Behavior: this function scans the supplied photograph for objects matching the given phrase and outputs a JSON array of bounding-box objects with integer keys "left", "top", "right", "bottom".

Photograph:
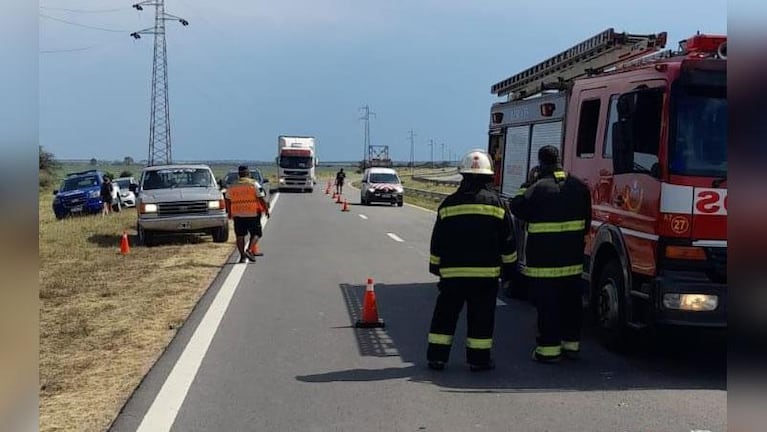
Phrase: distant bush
[{"left": 119, "top": 171, "right": 132, "bottom": 178}]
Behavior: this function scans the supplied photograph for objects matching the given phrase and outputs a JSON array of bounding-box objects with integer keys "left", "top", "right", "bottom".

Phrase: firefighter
[
  {"left": 225, "top": 165, "right": 270, "bottom": 263},
  {"left": 510, "top": 145, "right": 591, "bottom": 363},
  {"left": 427, "top": 149, "right": 517, "bottom": 372}
]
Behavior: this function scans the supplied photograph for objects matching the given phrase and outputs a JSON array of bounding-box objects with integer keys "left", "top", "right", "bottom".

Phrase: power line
[
  {"left": 39, "top": 6, "right": 124, "bottom": 14},
  {"left": 40, "top": 46, "right": 97, "bottom": 54},
  {"left": 39, "top": 13, "right": 128, "bottom": 33}
]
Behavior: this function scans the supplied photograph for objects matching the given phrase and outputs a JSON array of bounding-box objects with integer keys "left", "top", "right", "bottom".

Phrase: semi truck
[
  {"left": 488, "top": 29, "right": 727, "bottom": 348},
  {"left": 276, "top": 135, "right": 317, "bottom": 192}
]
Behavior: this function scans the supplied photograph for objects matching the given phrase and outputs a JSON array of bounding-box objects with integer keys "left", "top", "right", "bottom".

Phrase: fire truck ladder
[{"left": 491, "top": 28, "right": 668, "bottom": 100}]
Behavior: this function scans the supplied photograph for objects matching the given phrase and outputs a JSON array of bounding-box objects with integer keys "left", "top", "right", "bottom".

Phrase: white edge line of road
[
  {"left": 135, "top": 192, "right": 280, "bottom": 432},
  {"left": 359, "top": 214, "right": 368, "bottom": 220},
  {"left": 387, "top": 232, "right": 405, "bottom": 243}
]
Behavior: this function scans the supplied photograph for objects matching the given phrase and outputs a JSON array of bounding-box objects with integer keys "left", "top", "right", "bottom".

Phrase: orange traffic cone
[
  {"left": 355, "top": 278, "right": 385, "bottom": 328},
  {"left": 341, "top": 199, "right": 350, "bottom": 212},
  {"left": 335, "top": 193, "right": 343, "bottom": 204},
  {"left": 332, "top": 191, "right": 337, "bottom": 200},
  {"left": 120, "top": 231, "right": 130, "bottom": 255},
  {"left": 249, "top": 242, "right": 264, "bottom": 256},
  {"left": 325, "top": 186, "right": 330, "bottom": 195}
]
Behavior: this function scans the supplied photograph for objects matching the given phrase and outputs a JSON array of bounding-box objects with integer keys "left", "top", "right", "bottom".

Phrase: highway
[{"left": 110, "top": 187, "right": 726, "bottom": 432}]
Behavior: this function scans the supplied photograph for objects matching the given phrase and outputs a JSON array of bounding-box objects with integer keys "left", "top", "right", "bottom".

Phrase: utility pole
[
  {"left": 407, "top": 129, "right": 416, "bottom": 175},
  {"left": 440, "top": 142, "right": 445, "bottom": 167},
  {"left": 131, "top": 0, "right": 188, "bottom": 166},
  {"left": 359, "top": 105, "right": 376, "bottom": 168},
  {"left": 428, "top": 139, "right": 435, "bottom": 169}
]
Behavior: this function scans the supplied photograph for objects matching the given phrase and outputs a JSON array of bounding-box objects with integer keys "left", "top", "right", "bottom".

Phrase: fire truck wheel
[{"left": 595, "top": 259, "right": 628, "bottom": 350}]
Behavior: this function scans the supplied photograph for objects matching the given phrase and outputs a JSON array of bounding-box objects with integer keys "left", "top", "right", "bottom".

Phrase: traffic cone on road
[
  {"left": 120, "top": 231, "right": 130, "bottom": 255},
  {"left": 332, "top": 191, "right": 338, "bottom": 200},
  {"left": 249, "top": 242, "right": 264, "bottom": 257},
  {"left": 341, "top": 199, "right": 350, "bottom": 212},
  {"left": 336, "top": 193, "right": 343, "bottom": 204},
  {"left": 355, "top": 278, "right": 385, "bottom": 328}
]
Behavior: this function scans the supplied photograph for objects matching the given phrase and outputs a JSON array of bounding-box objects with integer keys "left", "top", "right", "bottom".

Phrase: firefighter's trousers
[
  {"left": 427, "top": 278, "right": 498, "bottom": 365},
  {"left": 532, "top": 275, "right": 583, "bottom": 358}
]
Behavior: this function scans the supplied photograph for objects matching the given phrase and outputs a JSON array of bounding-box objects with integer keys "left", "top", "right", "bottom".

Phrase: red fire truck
[{"left": 488, "top": 29, "right": 727, "bottom": 347}]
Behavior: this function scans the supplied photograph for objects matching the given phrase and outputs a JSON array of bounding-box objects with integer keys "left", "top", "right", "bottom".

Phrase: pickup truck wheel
[
  {"left": 212, "top": 224, "right": 229, "bottom": 243},
  {"left": 138, "top": 225, "right": 156, "bottom": 247},
  {"left": 595, "top": 259, "right": 628, "bottom": 351}
]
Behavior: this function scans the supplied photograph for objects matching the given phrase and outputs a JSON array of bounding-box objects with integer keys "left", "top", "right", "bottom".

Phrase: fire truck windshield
[{"left": 668, "top": 84, "right": 727, "bottom": 178}]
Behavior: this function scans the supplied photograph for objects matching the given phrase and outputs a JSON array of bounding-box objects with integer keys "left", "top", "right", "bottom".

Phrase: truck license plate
[
  {"left": 177, "top": 222, "right": 191, "bottom": 230},
  {"left": 381, "top": 194, "right": 391, "bottom": 198},
  {"left": 71, "top": 205, "right": 83, "bottom": 213}
]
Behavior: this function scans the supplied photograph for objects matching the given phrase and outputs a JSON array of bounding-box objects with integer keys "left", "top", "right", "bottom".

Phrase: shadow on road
[
  {"left": 87, "top": 232, "right": 208, "bottom": 248},
  {"left": 295, "top": 282, "right": 726, "bottom": 393}
]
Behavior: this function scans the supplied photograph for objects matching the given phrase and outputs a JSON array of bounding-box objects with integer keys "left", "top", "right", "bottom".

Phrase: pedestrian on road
[
  {"left": 426, "top": 149, "right": 517, "bottom": 372},
  {"left": 100, "top": 176, "right": 113, "bottom": 216},
  {"left": 510, "top": 145, "right": 591, "bottom": 363},
  {"left": 225, "top": 165, "right": 270, "bottom": 264},
  {"left": 335, "top": 168, "right": 346, "bottom": 195}
]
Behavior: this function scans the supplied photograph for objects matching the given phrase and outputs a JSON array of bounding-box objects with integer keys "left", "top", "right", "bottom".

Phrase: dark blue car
[{"left": 52, "top": 170, "right": 121, "bottom": 219}]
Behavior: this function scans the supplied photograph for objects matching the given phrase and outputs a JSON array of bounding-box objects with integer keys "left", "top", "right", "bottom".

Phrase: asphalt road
[{"left": 110, "top": 187, "right": 726, "bottom": 432}]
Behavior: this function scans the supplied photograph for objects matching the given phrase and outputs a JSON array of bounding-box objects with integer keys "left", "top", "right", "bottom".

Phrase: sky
[{"left": 37, "top": 0, "right": 727, "bottom": 162}]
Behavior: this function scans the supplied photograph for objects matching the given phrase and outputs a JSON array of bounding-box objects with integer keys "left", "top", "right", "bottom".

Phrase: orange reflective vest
[{"left": 226, "top": 181, "right": 265, "bottom": 217}]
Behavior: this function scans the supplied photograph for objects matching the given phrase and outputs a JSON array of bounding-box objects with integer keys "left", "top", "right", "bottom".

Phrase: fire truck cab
[{"left": 488, "top": 29, "right": 727, "bottom": 347}]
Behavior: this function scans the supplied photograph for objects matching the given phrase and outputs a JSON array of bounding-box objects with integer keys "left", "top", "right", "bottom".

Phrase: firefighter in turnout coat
[
  {"left": 427, "top": 149, "right": 517, "bottom": 372},
  {"left": 510, "top": 145, "right": 591, "bottom": 363}
]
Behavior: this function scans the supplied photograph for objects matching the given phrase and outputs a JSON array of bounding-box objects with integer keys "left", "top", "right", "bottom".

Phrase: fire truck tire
[{"left": 595, "top": 259, "right": 628, "bottom": 350}]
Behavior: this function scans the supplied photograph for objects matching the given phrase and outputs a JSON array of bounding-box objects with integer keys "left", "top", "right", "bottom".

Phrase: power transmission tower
[
  {"left": 358, "top": 105, "right": 376, "bottom": 168},
  {"left": 131, "top": 0, "right": 188, "bottom": 166},
  {"left": 407, "top": 129, "right": 416, "bottom": 175}
]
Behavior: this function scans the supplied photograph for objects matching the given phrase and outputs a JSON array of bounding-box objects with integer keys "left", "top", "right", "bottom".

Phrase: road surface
[{"left": 110, "top": 188, "right": 726, "bottom": 432}]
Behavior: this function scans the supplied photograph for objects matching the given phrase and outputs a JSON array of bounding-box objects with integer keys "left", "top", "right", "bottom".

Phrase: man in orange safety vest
[{"left": 225, "top": 165, "right": 270, "bottom": 263}]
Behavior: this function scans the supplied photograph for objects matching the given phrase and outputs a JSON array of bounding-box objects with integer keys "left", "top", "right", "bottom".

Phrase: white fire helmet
[{"left": 459, "top": 149, "right": 494, "bottom": 175}]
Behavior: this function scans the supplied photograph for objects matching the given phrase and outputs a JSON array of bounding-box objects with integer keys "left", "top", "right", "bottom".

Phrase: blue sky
[{"left": 38, "top": 0, "right": 726, "bottom": 162}]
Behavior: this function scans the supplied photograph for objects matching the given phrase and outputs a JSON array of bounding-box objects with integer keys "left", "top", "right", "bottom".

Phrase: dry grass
[{"left": 39, "top": 192, "right": 236, "bottom": 432}]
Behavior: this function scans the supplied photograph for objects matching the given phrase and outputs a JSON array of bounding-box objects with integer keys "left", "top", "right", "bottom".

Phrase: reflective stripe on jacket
[{"left": 429, "top": 182, "right": 516, "bottom": 280}]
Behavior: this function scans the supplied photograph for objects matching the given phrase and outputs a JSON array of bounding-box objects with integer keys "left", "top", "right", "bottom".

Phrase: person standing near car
[
  {"left": 335, "top": 168, "right": 346, "bottom": 195},
  {"left": 100, "top": 176, "right": 113, "bottom": 216},
  {"left": 225, "top": 165, "right": 270, "bottom": 263},
  {"left": 510, "top": 145, "right": 591, "bottom": 363},
  {"left": 426, "top": 149, "right": 517, "bottom": 372}
]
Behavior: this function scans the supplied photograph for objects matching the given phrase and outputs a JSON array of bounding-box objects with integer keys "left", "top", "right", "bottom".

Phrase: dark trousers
[
  {"left": 427, "top": 278, "right": 498, "bottom": 365},
  {"left": 532, "top": 276, "right": 583, "bottom": 351}
]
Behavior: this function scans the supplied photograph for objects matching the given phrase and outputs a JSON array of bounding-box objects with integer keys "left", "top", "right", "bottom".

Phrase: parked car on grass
[
  {"left": 114, "top": 177, "right": 138, "bottom": 208},
  {"left": 134, "top": 164, "right": 229, "bottom": 246},
  {"left": 52, "top": 170, "right": 122, "bottom": 219}
]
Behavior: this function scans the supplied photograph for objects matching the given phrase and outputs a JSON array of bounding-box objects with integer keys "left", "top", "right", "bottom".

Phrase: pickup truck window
[
  {"left": 61, "top": 175, "right": 99, "bottom": 191},
  {"left": 143, "top": 168, "right": 213, "bottom": 190}
]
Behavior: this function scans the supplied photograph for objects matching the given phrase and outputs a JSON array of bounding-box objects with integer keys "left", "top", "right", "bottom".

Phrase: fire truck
[{"left": 488, "top": 29, "right": 727, "bottom": 347}]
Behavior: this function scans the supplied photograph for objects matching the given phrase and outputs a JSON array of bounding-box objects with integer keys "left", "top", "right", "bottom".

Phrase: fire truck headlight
[{"left": 663, "top": 294, "right": 718, "bottom": 311}]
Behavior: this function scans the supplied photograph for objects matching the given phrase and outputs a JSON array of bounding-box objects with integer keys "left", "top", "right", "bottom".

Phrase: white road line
[
  {"left": 496, "top": 298, "right": 507, "bottom": 306},
  {"left": 359, "top": 214, "right": 368, "bottom": 220},
  {"left": 387, "top": 232, "right": 404, "bottom": 242},
  {"left": 135, "top": 192, "right": 280, "bottom": 432}
]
